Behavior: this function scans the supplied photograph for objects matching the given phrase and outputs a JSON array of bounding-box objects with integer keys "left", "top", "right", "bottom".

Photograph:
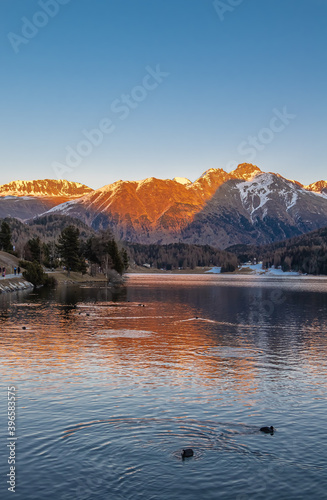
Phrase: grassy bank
[
  {"left": 127, "top": 266, "right": 215, "bottom": 274},
  {"left": 46, "top": 270, "right": 108, "bottom": 284},
  {"left": 0, "top": 251, "right": 20, "bottom": 272}
]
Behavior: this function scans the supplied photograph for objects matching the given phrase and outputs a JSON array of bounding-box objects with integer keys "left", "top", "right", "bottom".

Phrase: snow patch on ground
[
  {"left": 240, "top": 264, "right": 300, "bottom": 276},
  {"left": 205, "top": 267, "right": 221, "bottom": 274},
  {"left": 266, "top": 267, "right": 300, "bottom": 276}
]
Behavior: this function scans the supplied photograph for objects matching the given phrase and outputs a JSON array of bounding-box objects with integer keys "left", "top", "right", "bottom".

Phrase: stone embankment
[{"left": 0, "top": 278, "right": 34, "bottom": 294}]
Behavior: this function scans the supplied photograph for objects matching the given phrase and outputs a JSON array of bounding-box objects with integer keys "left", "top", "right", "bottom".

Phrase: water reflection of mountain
[{"left": 0, "top": 276, "right": 326, "bottom": 395}]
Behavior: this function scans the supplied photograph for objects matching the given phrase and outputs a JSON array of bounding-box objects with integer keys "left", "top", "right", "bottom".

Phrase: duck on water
[
  {"left": 181, "top": 426, "right": 274, "bottom": 459},
  {"left": 260, "top": 426, "right": 275, "bottom": 434}
]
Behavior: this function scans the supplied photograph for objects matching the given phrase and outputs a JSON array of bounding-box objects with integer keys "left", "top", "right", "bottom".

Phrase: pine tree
[
  {"left": 79, "top": 256, "right": 88, "bottom": 275},
  {"left": 0, "top": 221, "right": 13, "bottom": 253},
  {"left": 25, "top": 237, "right": 42, "bottom": 262},
  {"left": 83, "top": 231, "right": 125, "bottom": 276},
  {"left": 107, "top": 239, "right": 124, "bottom": 275},
  {"left": 121, "top": 248, "right": 129, "bottom": 271},
  {"left": 57, "top": 226, "right": 81, "bottom": 274}
]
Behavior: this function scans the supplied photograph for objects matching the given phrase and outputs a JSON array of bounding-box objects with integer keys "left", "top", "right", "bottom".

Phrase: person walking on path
[{"left": 14, "top": 267, "right": 17, "bottom": 276}]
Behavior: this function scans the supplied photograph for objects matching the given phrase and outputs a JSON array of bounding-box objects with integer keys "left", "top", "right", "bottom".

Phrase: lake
[{"left": 0, "top": 274, "right": 327, "bottom": 499}]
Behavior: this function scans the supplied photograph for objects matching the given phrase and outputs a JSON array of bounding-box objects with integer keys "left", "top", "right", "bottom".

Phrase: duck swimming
[
  {"left": 260, "top": 426, "right": 274, "bottom": 434},
  {"left": 181, "top": 448, "right": 194, "bottom": 458}
]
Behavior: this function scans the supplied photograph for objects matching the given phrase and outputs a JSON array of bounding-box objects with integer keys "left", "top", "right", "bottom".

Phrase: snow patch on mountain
[
  {"left": 237, "top": 173, "right": 300, "bottom": 217},
  {"left": 281, "top": 189, "right": 298, "bottom": 210},
  {"left": 304, "top": 180, "right": 327, "bottom": 197},
  {"left": 173, "top": 177, "right": 192, "bottom": 185},
  {"left": 199, "top": 168, "right": 217, "bottom": 179},
  {"left": 310, "top": 191, "right": 327, "bottom": 199},
  {"left": 46, "top": 199, "right": 79, "bottom": 215},
  {"left": 230, "top": 163, "right": 262, "bottom": 181},
  {"left": 237, "top": 173, "right": 274, "bottom": 216},
  {"left": 98, "top": 180, "right": 127, "bottom": 194}
]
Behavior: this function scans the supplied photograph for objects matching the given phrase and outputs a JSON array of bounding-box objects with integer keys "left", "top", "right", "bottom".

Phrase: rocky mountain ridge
[
  {"left": 1, "top": 165, "right": 327, "bottom": 248},
  {"left": 0, "top": 179, "right": 92, "bottom": 198},
  {"left": 0, "top": 179, "right": 93, "bottom": 221}
]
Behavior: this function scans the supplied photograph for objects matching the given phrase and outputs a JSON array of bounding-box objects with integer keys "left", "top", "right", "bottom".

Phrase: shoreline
[
  {"left": 126, "top": 272, "right": 327, "bottom": 279},
  {"left": 0, "top": 277, "right": 34, "bottom": 294},
  {"left": 48, "top": 267, "right": 327, "bottom": 285},
  {"left": 126, "top": 265, "right": 326, "bottom": 278}
]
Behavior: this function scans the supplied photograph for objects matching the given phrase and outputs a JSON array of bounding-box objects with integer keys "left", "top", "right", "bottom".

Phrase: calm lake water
[{"left": 0, "top": 274, "right": 327, "bottom": 499}]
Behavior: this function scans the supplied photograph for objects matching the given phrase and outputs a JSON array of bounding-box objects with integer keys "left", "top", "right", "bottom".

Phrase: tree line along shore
[{"left": 0, "top": 217, "right": 326, "bottom": 288}]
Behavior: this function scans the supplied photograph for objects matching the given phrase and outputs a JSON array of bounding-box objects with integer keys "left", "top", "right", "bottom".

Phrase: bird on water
[
  {"left": 260, "top": 426, "right": 275, "bottom": 434},
  {"left": 181, "top": 448, "right": 194, "bottom": 458}
]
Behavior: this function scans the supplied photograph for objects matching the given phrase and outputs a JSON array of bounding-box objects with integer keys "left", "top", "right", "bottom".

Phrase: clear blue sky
[{"left": 1, "top": 0, "right": 326, "bottom": 189}]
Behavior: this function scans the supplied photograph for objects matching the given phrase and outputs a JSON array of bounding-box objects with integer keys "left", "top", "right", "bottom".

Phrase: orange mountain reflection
[{"left": 0, "top": 300, "right": 259, "bottom": 395}]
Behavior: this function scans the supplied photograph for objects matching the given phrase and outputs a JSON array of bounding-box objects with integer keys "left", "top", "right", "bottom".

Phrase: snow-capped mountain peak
[
  {"left": 1, "top": 165, "right": 327, "bottom": 247},
  {"left": 304, "top": 180, "right": 327, "bottom": 197},
  {"left": 173, "top": 177, "right": 192, "bottom": 185},
  {"left": 236, "top": 172, "right": 299, "bottom": 218},
  {"left": 0, "top": 179, "right": 93, "bottom": 198},
  {"left": 230, "top": 163, "right": 262, "bottom": 181}
]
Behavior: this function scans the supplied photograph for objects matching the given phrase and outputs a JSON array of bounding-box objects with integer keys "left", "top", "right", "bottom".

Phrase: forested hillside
[
  {"left": 126, "top": 242, "right": 239, "bottom": 271},
  {"left": 0, "top": 215, "right": 95, "bottom": 256},
  {"left": 227, "top": 226, "right": 327, "bottom": 274}
]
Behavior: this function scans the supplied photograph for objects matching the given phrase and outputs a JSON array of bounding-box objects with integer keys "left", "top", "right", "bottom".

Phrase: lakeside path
[{"left": 1, "top": 273, "right": 23, "bottom": 280}]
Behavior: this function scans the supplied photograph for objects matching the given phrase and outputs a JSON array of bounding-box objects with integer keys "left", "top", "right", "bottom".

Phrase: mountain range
[
  {"left": 0, "top": 179, "right": 92, "bottom": 221},
  {"left": 1, "top": 164, "right": 327, "bottom": 248}
]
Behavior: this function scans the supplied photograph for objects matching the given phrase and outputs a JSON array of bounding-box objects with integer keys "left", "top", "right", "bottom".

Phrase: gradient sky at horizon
[{"left": 1, "top": 0, "right": 326, "bottom": 189}]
